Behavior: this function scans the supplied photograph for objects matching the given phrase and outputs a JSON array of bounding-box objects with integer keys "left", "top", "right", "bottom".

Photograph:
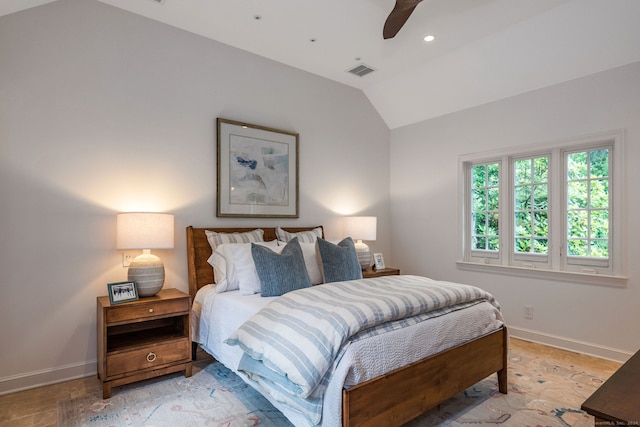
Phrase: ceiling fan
[{"left": 383, "top": 0, "right": 424, "bottom": 39}]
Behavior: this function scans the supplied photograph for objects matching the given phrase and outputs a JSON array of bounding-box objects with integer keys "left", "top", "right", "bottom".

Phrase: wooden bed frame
[{"left": 186, "top": 225, "right": 508, "bottom": 427}]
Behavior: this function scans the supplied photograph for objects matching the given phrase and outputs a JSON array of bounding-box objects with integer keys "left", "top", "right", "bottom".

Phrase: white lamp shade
[
  {"left": 117, "top": 212, "right": 174, "bottom": 250},
  {"left": 343, "top": 216, "right": 377, "bottom": 241}
]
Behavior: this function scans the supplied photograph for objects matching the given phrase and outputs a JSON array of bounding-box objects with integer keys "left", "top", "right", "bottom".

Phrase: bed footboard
[{"left": 342, "top": 326, "right": 508, "bottom": 427}]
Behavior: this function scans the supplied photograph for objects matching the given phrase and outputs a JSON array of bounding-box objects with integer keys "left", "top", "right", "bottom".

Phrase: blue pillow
[
  {"left": 251, "top": 237, "right": 311, "bottom": 297},
  {"left": 316, "top": 237, "right": 363, "bottom": 283}
]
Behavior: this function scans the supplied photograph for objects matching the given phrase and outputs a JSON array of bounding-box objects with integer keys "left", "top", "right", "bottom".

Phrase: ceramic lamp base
[
  {"left": 128, "top": 251, "right": 165, "bottom": 297},
  {"left": 354, "top": 240, "right": 371, "bottom": 270}
]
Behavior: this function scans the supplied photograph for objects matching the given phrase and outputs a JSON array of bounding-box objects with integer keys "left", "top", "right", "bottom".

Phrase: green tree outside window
[
  {"left": 514, "top": 157, "right": 549, "bottom": 254},
  {"left": 472, "top": 163, "right": 499, "bottom": 251},
  {"left": 567, "top": 149, "right": 609, "bottom": 258}
]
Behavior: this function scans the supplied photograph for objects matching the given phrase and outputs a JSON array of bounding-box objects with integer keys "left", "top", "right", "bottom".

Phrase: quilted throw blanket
[{"left": 225, "top": 275, "right": 501, "bottom": 425}]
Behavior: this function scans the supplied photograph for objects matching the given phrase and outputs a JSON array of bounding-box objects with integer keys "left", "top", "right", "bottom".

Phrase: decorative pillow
[
  {"left": 211, "top": 241, "right": 280, "bottom": 294},
  {"left": 316, "top": 237, "right": 363, "bottom": 283},
  {"left": 205, "top": 229, "right": 264, "bottom": 253},
  {"left": 229, "top": 242, "right": 283, "bottom": 295},
  {"left": 276, "top": 226, "right": 322, "bottom": 243},
  {"left": 251, "top": 238, "right": 312, "bottom": 297}
]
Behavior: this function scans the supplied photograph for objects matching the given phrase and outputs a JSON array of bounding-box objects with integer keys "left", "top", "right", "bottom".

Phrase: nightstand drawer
[
  {"left": 106, "top": 298, "right": 189, "bottom": 324},
  {"left": 106, "top": 338, "right": 190, "bottom": 377}
]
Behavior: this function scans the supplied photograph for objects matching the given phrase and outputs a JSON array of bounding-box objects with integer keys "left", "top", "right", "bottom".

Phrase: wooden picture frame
[
  {"left": 217, "top": 118, "right": 299, "bottom": 218},
  {"left": 107, "top": 281, "right": 138, "bottom": 304}
]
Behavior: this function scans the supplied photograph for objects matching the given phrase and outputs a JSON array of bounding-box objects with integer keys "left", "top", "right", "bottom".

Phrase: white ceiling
[{"left": 4, "top": 0, "right": 640, "bottom": 129}]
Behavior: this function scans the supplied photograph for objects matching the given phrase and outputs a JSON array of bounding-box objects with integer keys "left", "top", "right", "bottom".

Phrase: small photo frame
[
  {"left": 373, "top": 253, "right": 385, "bottom": 270},
  {"left": 108, "top": 281, "right": 139, "bottom": 304}
]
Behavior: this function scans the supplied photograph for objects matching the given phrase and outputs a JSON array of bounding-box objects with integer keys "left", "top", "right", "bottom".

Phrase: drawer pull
[
  {"left": 147, "top": 352, "right": 157, "bottom": 362},
  {"left": 149, "top": 308, "right": 154, "bottom": 313}
]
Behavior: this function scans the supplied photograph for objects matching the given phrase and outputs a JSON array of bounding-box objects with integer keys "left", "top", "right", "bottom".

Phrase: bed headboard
[{"left": 186, "top": 226, "right": 324, "bottom": 298}]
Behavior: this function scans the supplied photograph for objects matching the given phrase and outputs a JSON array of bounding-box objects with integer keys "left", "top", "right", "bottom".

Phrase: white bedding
[{"left": 193, "top": 280, "right": 504, "bottom": 427}]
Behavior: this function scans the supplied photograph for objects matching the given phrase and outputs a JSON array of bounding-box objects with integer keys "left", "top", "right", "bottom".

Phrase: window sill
[{"left": 456, "top": 261, "right": 628, "bottom": 287}]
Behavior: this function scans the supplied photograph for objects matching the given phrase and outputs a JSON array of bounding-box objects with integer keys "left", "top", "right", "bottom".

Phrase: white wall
[
  {"left": 0, "top": 0, "right": 391, "bottom": 393},
  {"left": 390, "top": 61, "right": 640, "bottom": 361}
]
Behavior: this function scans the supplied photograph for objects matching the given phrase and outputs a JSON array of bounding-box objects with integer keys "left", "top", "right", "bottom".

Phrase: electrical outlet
[
  {"left": 524, "top": 305, "right": 534, "bottom": 320},
  {"left": 122, "top": 252, "right": 136, "bottom": 267}
]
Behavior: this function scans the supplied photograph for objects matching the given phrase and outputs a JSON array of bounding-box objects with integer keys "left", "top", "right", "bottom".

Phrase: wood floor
[{"left": 0, "top": 339, "right": 621, "bottom": 427}]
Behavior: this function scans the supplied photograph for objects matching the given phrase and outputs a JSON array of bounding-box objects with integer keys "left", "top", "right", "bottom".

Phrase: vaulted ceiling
[{"left": 4, "top": 0, "right": 640, "bottom": 129}]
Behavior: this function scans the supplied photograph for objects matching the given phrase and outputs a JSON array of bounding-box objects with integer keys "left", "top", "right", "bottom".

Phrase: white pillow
[
  {"left": 299, "top": 242, "right": 323, "bottom": 285},
  {"left": 208, "top": 250, "right": 227, "bottom": 285},
  {"left": 212, "top": 241, "right": 280, "bottom": 294},
  {"left": 276, "top": 226, "right": 322, "bottom": 243},
  {"left": 205, "top": 229, "right": 266, "bottom": 285}
]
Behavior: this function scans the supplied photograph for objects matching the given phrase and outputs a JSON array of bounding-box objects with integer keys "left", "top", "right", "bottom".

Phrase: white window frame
[
  {"left": 466, "top": 160, "right": 502, "bottom": 264},
  {"left": 457, "top": 130, "right": 627, "bottom": 287},
  {"left": 510, "top": 153, "right": 552, "bottom": 270},
  {"left": 562, "top": 143, "right": 613, "bottom": 273}
]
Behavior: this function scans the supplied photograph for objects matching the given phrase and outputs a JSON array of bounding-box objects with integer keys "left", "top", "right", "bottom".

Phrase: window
[
  {"left": 471, "top": 163, "right": 500, "bottom": 254},
  {"left": 514, "top": 156, "right": 549, "bottom": 256},
  {"left": 459, "top": 131, "right": 625, "bottom": 285},
  {"left": 566, "top": 149, "right": 609, "bottom": 262}
]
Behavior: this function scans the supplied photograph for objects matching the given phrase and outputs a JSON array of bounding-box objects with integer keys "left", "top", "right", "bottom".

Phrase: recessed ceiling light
[{"left": 424, "top": 35, "right": 436, "bottom": 42}]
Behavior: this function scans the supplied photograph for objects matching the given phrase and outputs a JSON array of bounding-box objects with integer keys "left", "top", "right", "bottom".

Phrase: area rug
[
  {"left": 58, "top": 362, "right": 292, "bottom": 427},
  {"left": 59, "top": 346, "right": 609, "bottom": 426}
]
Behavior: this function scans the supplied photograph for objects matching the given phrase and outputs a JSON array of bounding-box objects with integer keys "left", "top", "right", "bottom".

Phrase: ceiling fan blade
[{"left": 383, "top": 0, "right": 424, "bottom": 39}]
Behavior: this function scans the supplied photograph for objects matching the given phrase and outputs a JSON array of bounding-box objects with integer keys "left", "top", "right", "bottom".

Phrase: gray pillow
[
  {"left": 251, "top": 238, "right": 312, "bottom": 297},
  {"left": 316, "top": 237, "right": 363, "bottom": 283}
]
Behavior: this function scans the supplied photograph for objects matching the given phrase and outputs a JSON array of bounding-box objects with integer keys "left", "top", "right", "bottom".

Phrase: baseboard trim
[
  {"left": 0, "top": 360, "right": 96, "bottom": 396},
  {"left": 509, "top": 326, "right": 633, "bottom": 363}
]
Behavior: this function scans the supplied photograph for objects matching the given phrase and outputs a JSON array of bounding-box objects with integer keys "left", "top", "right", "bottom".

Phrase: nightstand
[
  {"left": 97, "top": 288, "right": 192, "bottom": 398},
  {"left": 363, "top": 267, "right": 400, "bottom": 278}
]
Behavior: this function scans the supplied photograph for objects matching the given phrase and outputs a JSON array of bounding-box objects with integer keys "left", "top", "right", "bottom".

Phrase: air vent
[{"left": 346, "top": 64, "right": 376, "bottom": 77}]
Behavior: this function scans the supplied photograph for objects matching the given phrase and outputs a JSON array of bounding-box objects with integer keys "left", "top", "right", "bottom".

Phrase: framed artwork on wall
[{"left": 216, "top": 118, "right": 299, "bottom": 218}]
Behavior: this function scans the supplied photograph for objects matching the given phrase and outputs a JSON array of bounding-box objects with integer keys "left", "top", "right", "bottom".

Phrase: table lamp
[
  {"left": 116, "top": 212, "right": 174, "bottom": 297},
  {"left": 344, "top": 216, "right": 377, "bottom": 270}
]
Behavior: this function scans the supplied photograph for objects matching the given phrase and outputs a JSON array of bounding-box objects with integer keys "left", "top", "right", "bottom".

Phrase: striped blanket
[{"left": 225, "top": 275, "right": 501, "bottom": 425}]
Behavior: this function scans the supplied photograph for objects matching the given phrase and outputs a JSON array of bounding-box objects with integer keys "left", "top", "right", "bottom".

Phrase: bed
[{"left": 186, "top": 225, "right": 508, "bottom": 427}]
